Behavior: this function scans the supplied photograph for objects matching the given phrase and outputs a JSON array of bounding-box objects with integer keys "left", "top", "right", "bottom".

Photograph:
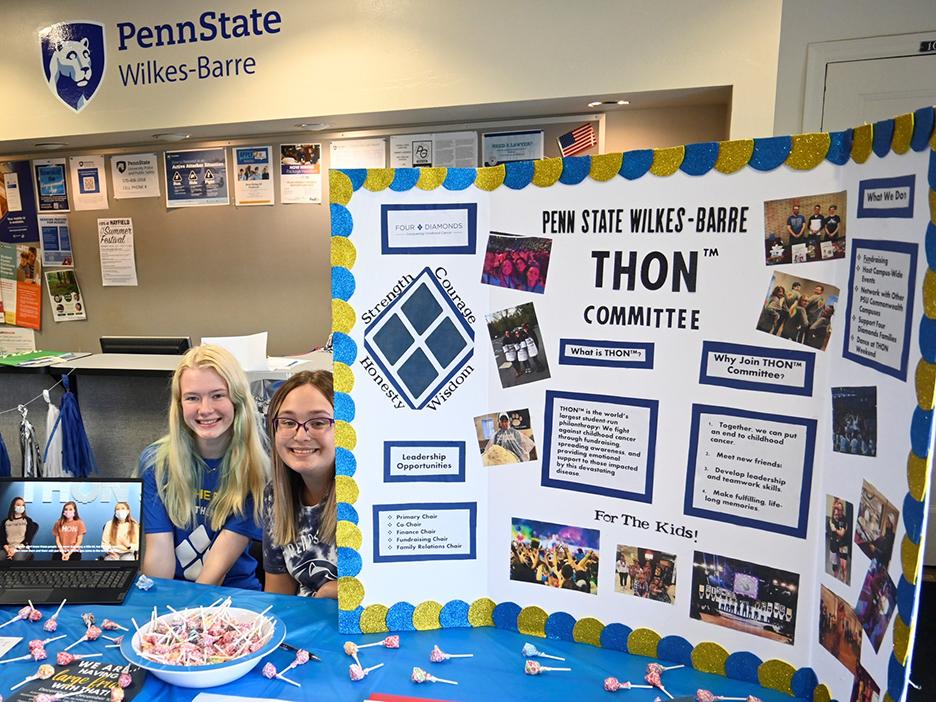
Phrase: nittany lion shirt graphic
[{"left": 38, "top": 21, "right": 106, "bottom": 112}]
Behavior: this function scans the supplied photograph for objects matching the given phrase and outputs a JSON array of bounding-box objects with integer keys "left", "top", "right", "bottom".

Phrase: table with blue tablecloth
[{"left": 0, "top": 579, "right": 809, "bottom": 702}]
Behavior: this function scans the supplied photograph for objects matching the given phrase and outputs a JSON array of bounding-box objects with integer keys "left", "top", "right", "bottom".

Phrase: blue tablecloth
[{"left": 0, "top": 579, "right": 808, "bottom": 701}]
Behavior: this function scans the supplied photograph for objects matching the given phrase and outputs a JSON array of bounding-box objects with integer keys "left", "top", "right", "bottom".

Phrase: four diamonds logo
[
  {"left": 364, "top": 268, "right": 474, "bottom": 409},
  {"left": 38, "top": 21, "right": 107, "bottom": 112}
]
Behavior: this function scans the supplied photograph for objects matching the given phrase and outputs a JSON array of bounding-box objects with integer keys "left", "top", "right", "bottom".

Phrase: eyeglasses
[{"left": 273, "top": 416, "right": 335, "bottom": 435}]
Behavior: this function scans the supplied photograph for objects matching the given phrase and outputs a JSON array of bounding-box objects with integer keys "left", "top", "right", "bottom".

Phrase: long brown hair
[
  {"left": 267, "top": 370, "right": 336, "bottom": 547},
  {"left": 53, "top": 501, "right": 80, "bottom": 534},
  {"left": 107, "top": 501, "right": 138, "bottom": 546}
]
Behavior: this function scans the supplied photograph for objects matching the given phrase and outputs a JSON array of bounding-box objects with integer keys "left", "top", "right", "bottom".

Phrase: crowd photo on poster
[{"left": 509, "top": 517, "right": 599, "bottom": 595}]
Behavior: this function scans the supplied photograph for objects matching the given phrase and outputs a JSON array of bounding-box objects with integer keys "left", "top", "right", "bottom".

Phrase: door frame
[{"left": 802, "top": 31, "right": 936, "bottom": 132}]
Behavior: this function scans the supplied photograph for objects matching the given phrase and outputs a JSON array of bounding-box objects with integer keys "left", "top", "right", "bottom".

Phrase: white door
[{"left": 803, "top": 32, "right": 936, "bottom": 132}]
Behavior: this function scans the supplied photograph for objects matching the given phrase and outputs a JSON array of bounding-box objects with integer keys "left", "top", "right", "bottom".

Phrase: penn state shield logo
[{"left": 38, "top": 21, "right": 106, "bottom": 113}]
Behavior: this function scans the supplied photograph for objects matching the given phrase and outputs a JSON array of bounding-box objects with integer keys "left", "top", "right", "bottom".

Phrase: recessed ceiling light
[
  {"left": 295, "top": 122, "right": 330, "bottom": 131},
  {"left": 34, "top": 142, "right": 67, "bottom": 150},
  {"left": 587, "top": 100, "right": 630, "bottom": 108},
  {"left": 152, "top": 133, "right": 191, "bottom": 142}
]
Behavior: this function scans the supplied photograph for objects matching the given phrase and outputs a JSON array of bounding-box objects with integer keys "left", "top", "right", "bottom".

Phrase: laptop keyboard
[{"left": 0, "top": 569, "right": 131, "bottom": 590}]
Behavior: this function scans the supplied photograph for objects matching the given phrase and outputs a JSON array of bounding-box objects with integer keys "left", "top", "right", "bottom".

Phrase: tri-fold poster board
[{"left": 330, "top": 107, "right": 936, "bottom": 702}]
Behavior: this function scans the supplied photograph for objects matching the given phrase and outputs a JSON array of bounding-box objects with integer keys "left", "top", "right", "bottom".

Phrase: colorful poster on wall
[
  {"left": 38, "top": 214, "right": 73, "bottom": 267},
  {"left": 334, "top": 109, "right": 936, "bottom": 702},
  {"left": 112, "top": 153, "right": 161, "bottom": 199},
  {"left": 32, "top": 158, "right": 69, "bottom": 212},
  {"left": 233, "top": 146, "right": 274, "bottom": 206},
  {"left": 45, "top": 269, "right": 85, "bottom": 322},
  {"left": 97, "top": 218, "right": 138, "bottom": 286},
  {"left": 0, "top": 242, "right": 41, "bottom": 328},
  {"left": 279, "top": 144, "right": 321, "bottom": 204},
  {"left": 482, "top": 129, "right": 544, "bottom": 166},
  {"left": 164, "top": 148, "right": 229, "bottom": 208},
  {"left": 0, "top": 160, "right": 40, "bottom": 243},
  {"left": 68, "top": 155, "right": 109, "bottom": 210}
]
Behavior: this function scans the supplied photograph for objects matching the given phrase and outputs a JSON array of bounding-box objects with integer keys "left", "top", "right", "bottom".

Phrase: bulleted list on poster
[
  {"left": 845, "top": 240, "right": 916, "bottom": 378},
  {"left": 687, "top": 406, "right": 814, "bottom": 536},
  {"left": 373, "top": 503, "right": 476, "bottom": 562},
  {"left": 542, "top": 391, "right": 656, "bottom": 501}
]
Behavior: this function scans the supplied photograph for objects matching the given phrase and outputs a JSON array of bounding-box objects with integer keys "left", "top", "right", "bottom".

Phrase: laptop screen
[{"left": 0, "top": 479, "right": 142, "bottom": 563}]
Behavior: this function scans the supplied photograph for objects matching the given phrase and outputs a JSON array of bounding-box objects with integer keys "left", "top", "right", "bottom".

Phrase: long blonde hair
[
  {"left": 267, "top": 370, "right": 336, "bottom": 547},
  {"left": 152, "top": 345, "right": 269, "bottom": 531},
  {"left": 107, "top": 501, "right": 138, "bottom": 546}
]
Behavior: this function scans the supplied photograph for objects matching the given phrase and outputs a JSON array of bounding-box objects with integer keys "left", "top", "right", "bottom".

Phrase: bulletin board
[{"left": 332, "top": 108, "right": 936, "bottom": 702}]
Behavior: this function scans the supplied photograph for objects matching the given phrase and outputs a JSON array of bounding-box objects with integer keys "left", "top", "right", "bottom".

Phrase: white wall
[
  {"left": 2, "top": 0, "right": 781, "bottom": 143},
  {"left": 774, "top": 0, "right": 936, "bottom": 135}
]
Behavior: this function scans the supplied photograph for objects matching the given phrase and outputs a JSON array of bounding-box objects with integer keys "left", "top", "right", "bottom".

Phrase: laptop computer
[{"left": 0, "top": 478, "right": 142, "bottom": 604}]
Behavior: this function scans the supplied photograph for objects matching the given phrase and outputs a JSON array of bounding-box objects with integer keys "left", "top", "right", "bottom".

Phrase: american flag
[{"left": 557, "top": 123, "right": 597, "bottom": 157}]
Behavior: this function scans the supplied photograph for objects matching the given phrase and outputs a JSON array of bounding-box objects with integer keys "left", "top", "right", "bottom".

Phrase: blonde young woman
[
  {"left": 141, "top": 345, "right": 268, "bottom": 589},
  {"left": 101, "top": 501, "right": 140, "bottom": 560},
  {"left": 262, "top": 370, "right": 338, "bottom": 598}
]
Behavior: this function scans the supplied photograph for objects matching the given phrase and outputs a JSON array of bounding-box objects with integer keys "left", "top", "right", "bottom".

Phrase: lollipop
[
  {"left": 62, "top": 625, "right": 102, "bottom": 652},
  {"left": 349, "top": 662, "right": 384, "bottom": 681},
  {"left": 522, "top": 642, "right": 565, "bottom": 661},
  {"left": 524, "top": 659, "right": 572, "bottom": 675},
  {"left": 10, "top": 663, "right": 55, "bottom": 690},
  {"left": 25, "top": 601, "right": 43, "bottom": 622},
  {"left": 261, "top": 662, "right": 300, "bottom": 688},
  {"left": 31, "top": 635, "right": 66, "bottom": 650},
  {"left": 647, "top": 663, "right": 684, "bottom": 675},
  {"left": 0, "top": 646, "right": 46, "bottom": 663},
  {"left": 429, "top": 645, "right": 473, "bottom": 663},
  {"left": 0, "top": 603, "right": 39, "bottom": 630},
  {"left": 343, "top": 641, "right": 362, "bottom": 666},
  {"left": 644, "top": 669, "right": 674, "bottom": 700},
  {"left": 117, "top": 672, "right": 133, "bottom": 689},
  {"left": 42, "top": 600, "right": 66, "bottom": 633},
  {"left": 57, "top": 651, "right": 103, "bottom": 665},
  {"left": 603, "top": 677, "right": 654, "bottom": 692},
  {"left": 102, "top": 619, "right": 129, "bottom": 632},
  {"left": 104, "top": 635, "right": 124, "bottom": 648},
  {"left": 695, "top": 692, "right": 761, "bottom": 702},
  {"left": 411, "top": 666, "right": 458, "bottom": 685},
  {"left": 357, "top": 635, "right": 400, "bottom": 650},
  {"left": 279, "top": 649, "right": 311, "bottom": 678}
]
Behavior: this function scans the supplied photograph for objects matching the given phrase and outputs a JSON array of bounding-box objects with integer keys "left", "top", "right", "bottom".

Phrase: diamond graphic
[{"left": 364, "top": 267, "right": 474, "bottom": 409}]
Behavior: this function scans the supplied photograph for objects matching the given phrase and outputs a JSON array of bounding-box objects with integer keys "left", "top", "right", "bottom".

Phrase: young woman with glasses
[
  {"left": 141, "top": 345, "right": 269, "bottom": 589},
  {"left": 261, "top": 370, "right": 338, "bottom": 598}
]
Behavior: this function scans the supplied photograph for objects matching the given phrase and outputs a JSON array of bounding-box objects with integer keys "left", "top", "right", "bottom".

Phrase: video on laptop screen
[{"left": 0, "top": 480, "right": 142, "bottom": 562}]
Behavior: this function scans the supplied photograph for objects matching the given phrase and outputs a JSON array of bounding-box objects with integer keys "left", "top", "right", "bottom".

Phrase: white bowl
[{"left": 120, "top": 606, "right": 286, "bottom": 688}]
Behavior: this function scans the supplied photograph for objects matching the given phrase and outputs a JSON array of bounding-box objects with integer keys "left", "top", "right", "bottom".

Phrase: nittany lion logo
[{"left": 38, "top": 21, "right": 106, "bottom": 113}]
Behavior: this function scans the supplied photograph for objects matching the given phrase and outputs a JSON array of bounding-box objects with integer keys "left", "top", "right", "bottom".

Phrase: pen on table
[{"left": 279, "top": 642, "right": 321, "bottom": 661}]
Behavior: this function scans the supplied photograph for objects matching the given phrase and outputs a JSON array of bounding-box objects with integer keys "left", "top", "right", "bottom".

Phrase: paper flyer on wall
[
  {"left": 279, "top": 144, "right": 321, "bottom": 204},
  {"left": 45, "top": 269, "right": 85, "bottom": 322},
  {"left": 481, "top": 129, "right": 544, "bottom": 166},
  {"left": 112, "top": 153, "right": 161, "bottom": 199},
  {"left": 390, "top": 132, "right": 478, "bottom": 168},
  {"left": 39, "top": 213, "right": 74, "bottom": 267},
  {"left": 68, "top": 154, "right": 109, "bottom": 210},
  {"left": 0, "top": 328, "right": 35, "bottom": 355},
  {"left": 164, "top": 147, "right": 229, "bottom": 207},
  {"left": 234, "top": 146, "right": 274, "bottom": 206},
  {"left": 334, "top": 110, "right": 936, "bottom": 702},
  {"left": 330, "top": 138, "right": 387, "bottom": 168},
  {"left": 32, "top": 157, "right": 69, "bottom": 212},
  {"left": 0, "top": 242, "right": 41, "bottom": 329},
  {"left": 0, "top": 160, "right": 40, "bottom": 243},
  {"left": 98, "top": 217, "right": 138, "bottom": 286}
]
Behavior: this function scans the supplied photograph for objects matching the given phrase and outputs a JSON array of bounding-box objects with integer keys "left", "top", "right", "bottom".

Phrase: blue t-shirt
[{"left": 141, "top": 445, "right": 262, "bottom": 590}]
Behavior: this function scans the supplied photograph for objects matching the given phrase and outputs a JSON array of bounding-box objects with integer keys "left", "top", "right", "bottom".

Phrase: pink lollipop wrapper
[
  {"left": 118, "top": 672, "right": 133, "bottom": 688},
  {"left": 524, "top": 660, "right": 542, "bottom": 675},
  {"left": 604, "top": 677, "right": 621, "bottom": 692},
  {"left": 384, "top": 635, "right": 400, "bottom": 649},
  {"left": 57, "top": 652, "right": 76, "bottom": 665},
  {"left": 262, "top": 662, "right": 277, "bottom": 679},
  {"left": 31, "top": 647, "right": 47, "bottom": 661},
  {"left": 43, "top": 619, "right": 58, "bottom": 632},
  {"left": 349, "top": 664, "right": 365, "bottom": 681},
  {"left": 430, "top": 646, "right": 447, "bottom": 663},
  {"left": 295, "top": 649, "right": 310, "bottom": 664},
  {"left": 85, "top": 625, "right": 102, "bottom": 641},
  {"left": 645, "top": 670, "right": 662, "bottom": 686},
  {"left": 647, "top": 663, "right": 664, "bottom": 676},
  {"left": 29, "top": 639, "right": 44, "bottom": 651},
  {"left": 696, "top": 691, "right": 716, "bottom": 702},
  {"left": 28, "top": 609, "right": 43, "bottom": 622}
]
